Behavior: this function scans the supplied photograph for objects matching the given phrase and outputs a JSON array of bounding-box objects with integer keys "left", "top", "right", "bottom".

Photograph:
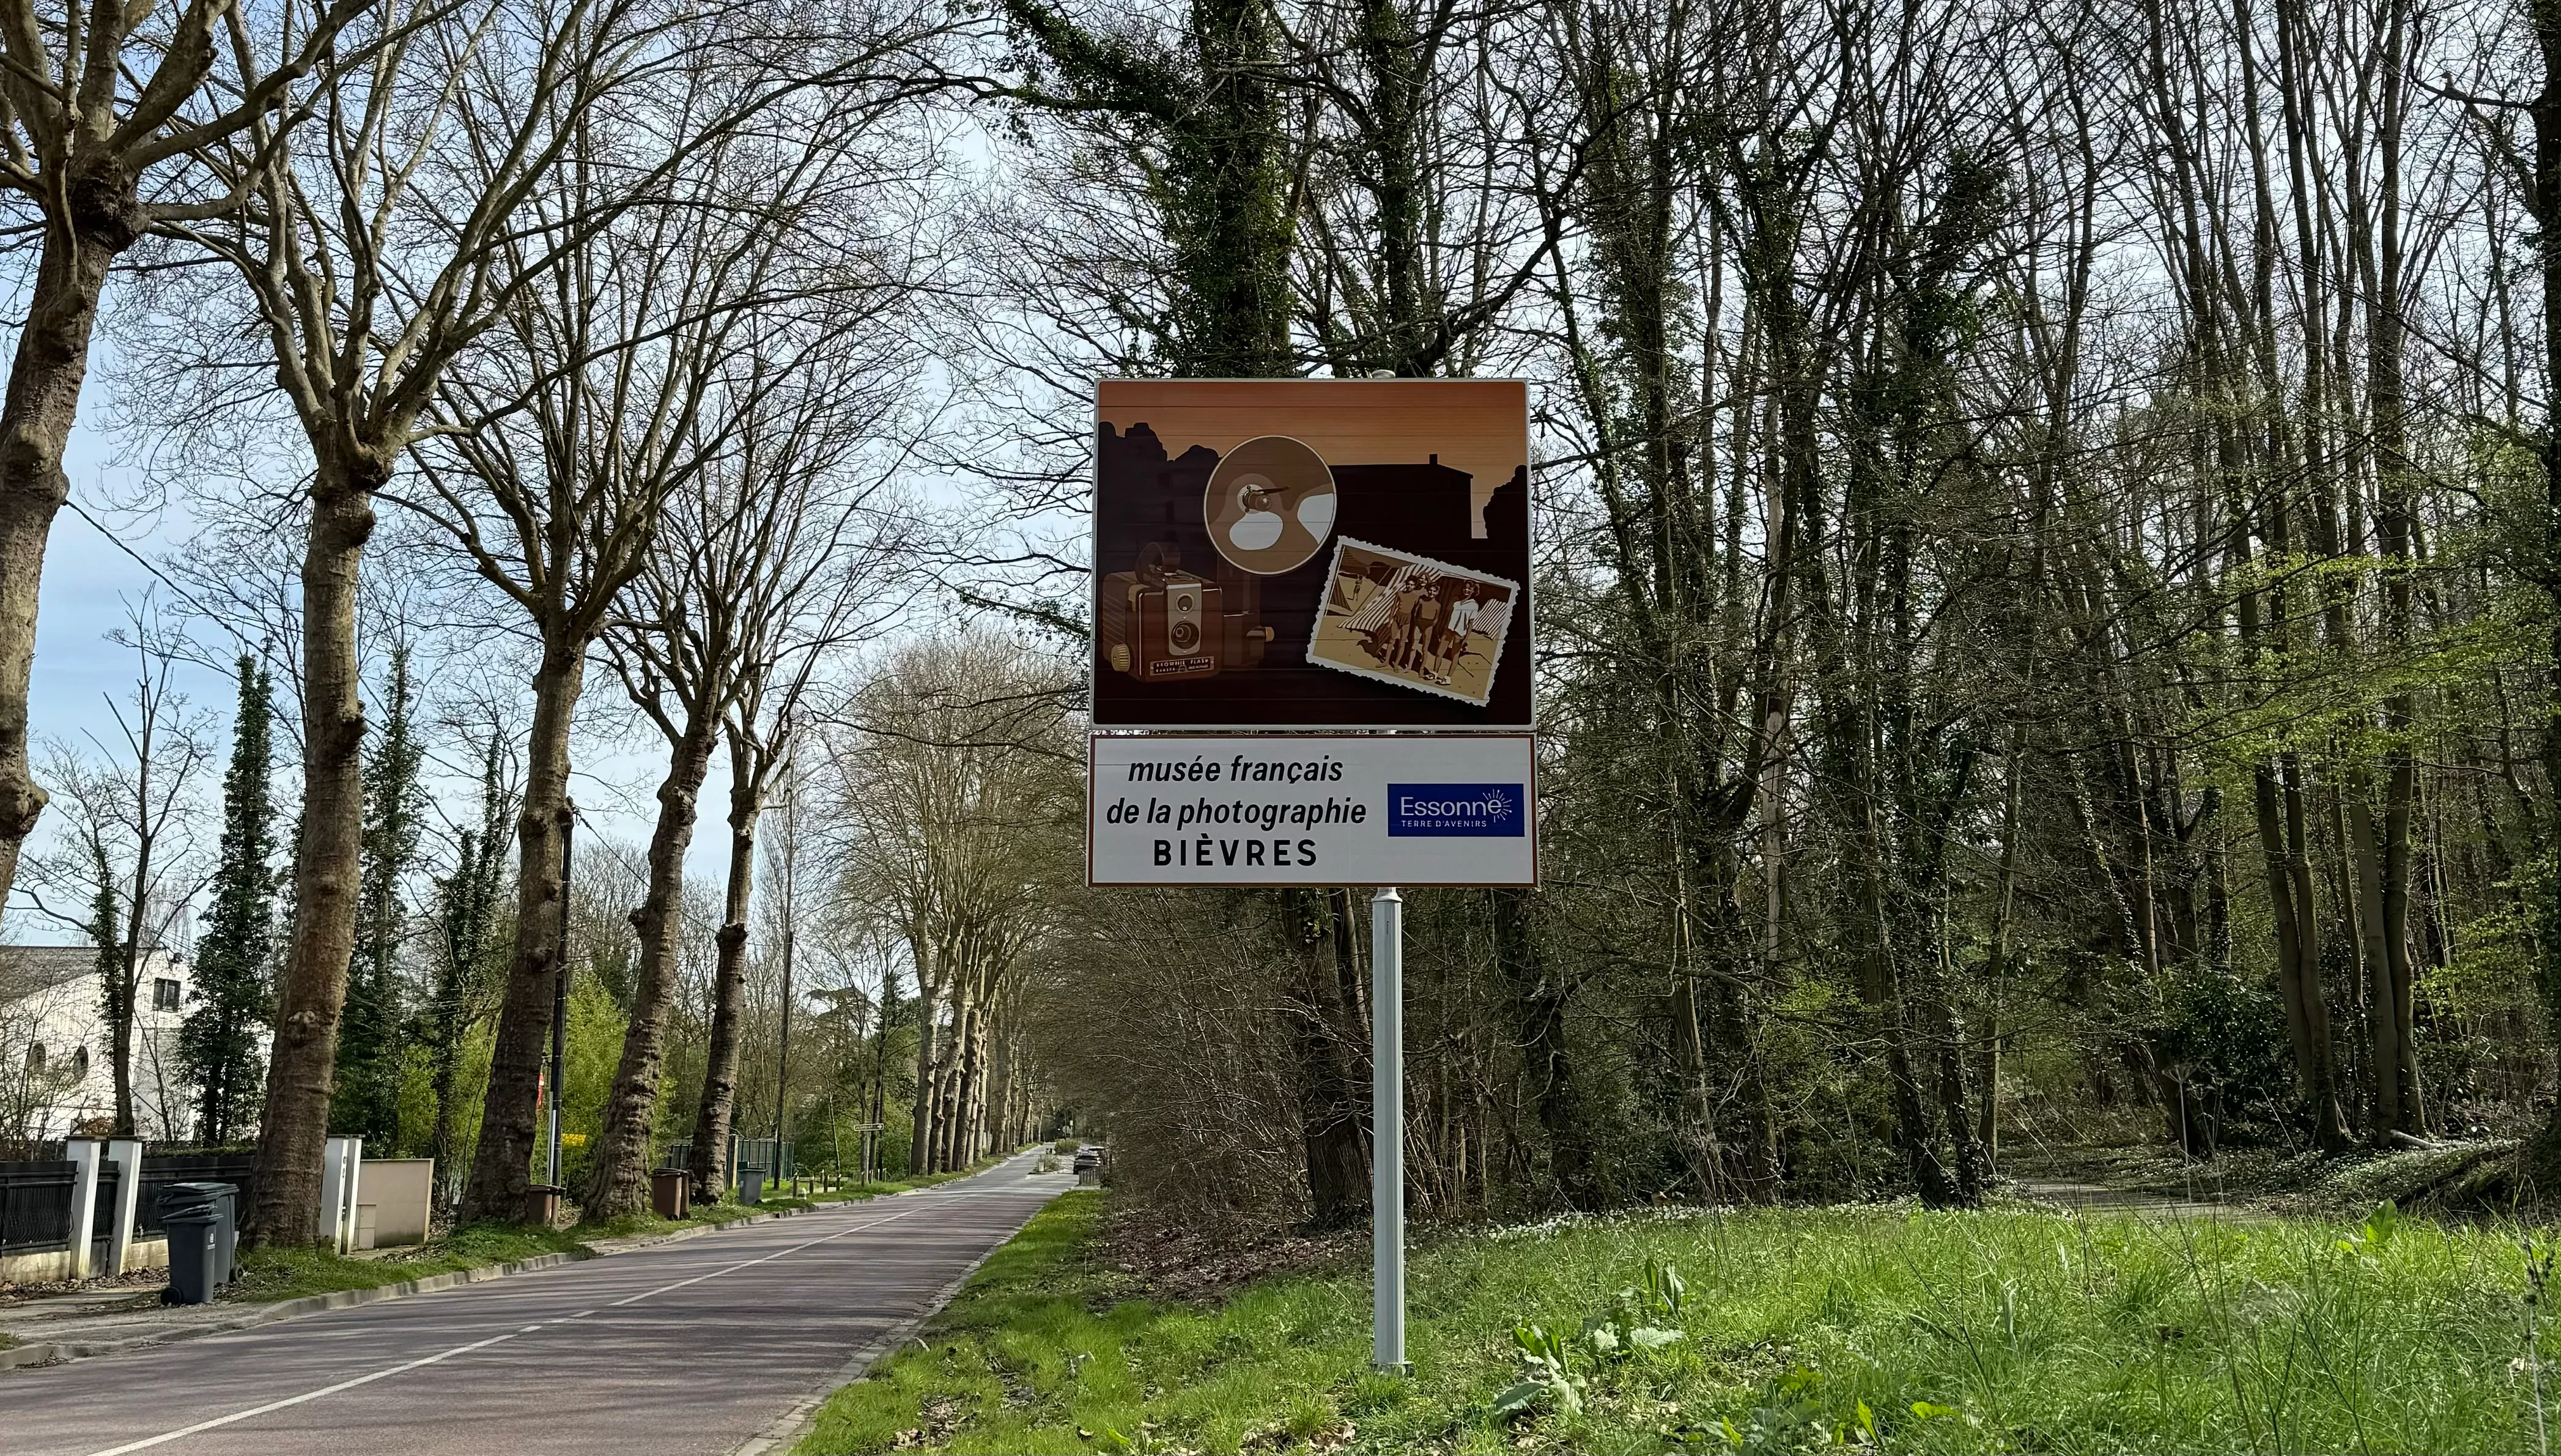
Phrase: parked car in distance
[{"left": 1071, "top": 1145, "right": 1104, "bottom": 1175}]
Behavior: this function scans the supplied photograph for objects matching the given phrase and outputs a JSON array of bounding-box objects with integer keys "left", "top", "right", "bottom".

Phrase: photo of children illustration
[{"left": 1306, "top": 539, "right": 1519, "bottom": 707}]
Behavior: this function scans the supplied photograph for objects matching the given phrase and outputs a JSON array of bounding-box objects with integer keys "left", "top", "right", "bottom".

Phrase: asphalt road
[{"left": 0, "top": 1150, "right": 1070, "bottom": 1456}]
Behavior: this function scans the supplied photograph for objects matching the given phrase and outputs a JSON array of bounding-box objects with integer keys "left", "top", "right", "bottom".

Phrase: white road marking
[
  {"left": 79, "top": 1329, "right": 531, "bottom": 1456},
  {"left": 79, "top": 1198, "right": 947, "bottom": 1456},
  {"left": 598, "top": 1203, "right": 926, "bottom": 1309}
]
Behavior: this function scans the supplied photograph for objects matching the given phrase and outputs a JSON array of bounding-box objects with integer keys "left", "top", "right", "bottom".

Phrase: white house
[{"left": 0, "top": 944, "right": 201, "bottom": 1142}]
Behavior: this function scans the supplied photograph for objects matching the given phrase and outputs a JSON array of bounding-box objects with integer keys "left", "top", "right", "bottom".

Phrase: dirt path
[{"left": 2012, "top": 1178, "right": 2250, "bottom": 1220}]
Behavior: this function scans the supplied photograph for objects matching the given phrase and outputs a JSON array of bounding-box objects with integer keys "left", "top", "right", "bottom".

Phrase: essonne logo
[
  {"left": 1400, "top": 793, "right": 1503, "bottom": 818},
  {"left": 1387, "top": 783, "right": 1525, "bottom": 837}
]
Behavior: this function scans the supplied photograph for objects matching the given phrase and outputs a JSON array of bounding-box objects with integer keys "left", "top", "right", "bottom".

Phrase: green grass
[
  {"left": 226, "top": 1222, "right": 591, "bottom": 1303},
  {"left": 796, "top": 1194, "right": 2558, "bottom": 1455}
]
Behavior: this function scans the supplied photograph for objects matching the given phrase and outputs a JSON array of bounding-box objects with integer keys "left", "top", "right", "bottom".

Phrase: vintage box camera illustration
[{"left": 1092, "top": 380, "right": 1531, "bottom": 730}]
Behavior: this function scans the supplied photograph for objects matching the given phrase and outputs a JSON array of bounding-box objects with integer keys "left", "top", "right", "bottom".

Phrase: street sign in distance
[{"left": 1087, "top": 733, "right": 1535, "bottom": 888}]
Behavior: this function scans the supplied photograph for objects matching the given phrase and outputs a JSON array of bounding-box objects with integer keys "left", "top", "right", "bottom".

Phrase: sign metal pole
[{"left": 1371, "top": 885, "right": 1406, "bottom": 1372}]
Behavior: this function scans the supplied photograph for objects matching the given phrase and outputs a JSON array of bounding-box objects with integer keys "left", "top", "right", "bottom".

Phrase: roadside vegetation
[
  {"left": 797, "top": 1192, "right": 2555, "bottom": 1455},
  {"left": 228, "top": 1161, "right": 1012, "bottom": 1303},
  {"left": 227, "top": 1224, "right": 593, "bottom": 1303}
]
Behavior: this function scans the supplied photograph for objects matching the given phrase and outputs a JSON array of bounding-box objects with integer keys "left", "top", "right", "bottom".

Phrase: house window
[
  {"left": 24, "top": 1042, "right": 42, "bottom": 1073},
  {"left": 153, "top": 977, "right": 181, "bottom": 1011},
  {"left": 70, "top": 1046, "right": 89, "bottom": 1078}
]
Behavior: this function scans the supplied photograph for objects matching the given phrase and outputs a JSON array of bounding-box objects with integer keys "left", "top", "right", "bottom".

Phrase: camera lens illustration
[{"left": 1206, "top": 436, "right": 1336, "bottom": 575}]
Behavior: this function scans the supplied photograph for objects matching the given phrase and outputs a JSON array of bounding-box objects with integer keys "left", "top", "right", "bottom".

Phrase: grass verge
[
  {"left": 229, "top": 1158, "right": 1018, "bottom": 1304},
  {"left": 580, "top": 1158, "right": 1015, "bottom": 1239},
  {"left": 226, "top": 1222, "right": 591, "bottom": 1303},
  {"left": 797, "top": 1193, "right": 2554, "bottom": 1455}
]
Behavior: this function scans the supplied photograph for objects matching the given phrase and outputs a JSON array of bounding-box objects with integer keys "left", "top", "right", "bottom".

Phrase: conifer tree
[
  {"left": 334, "top": 648, "right": 422, "bottom": 1149},
  {"left": 180, "top": 657, "right": 278, "bottom": 1146},
  {"left": 84, "top": 833, "right": 125, "bottom": 1132},
  {"left": 425, "top": 737, "right": 516, "bottom": 1207}
]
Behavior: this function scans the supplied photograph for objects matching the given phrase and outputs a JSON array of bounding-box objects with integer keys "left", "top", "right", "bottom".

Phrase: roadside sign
[
  {"left": 1092, "top": 379, "right": 1532, "bottom": 730},
  {"left": 1086, "top": 380, "right": 1536, "bottom": 1378},
  {"left": 1087, "top": 733, "right": 1535, "bottom": 887}
]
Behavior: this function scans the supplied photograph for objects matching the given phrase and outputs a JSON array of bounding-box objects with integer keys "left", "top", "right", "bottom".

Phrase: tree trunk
[
  {"left": 686, "top": 741, "right": 763, "bottom": 1204},
  {"left": 111, "top": 870, "right": 154, "bottom": 1137},
  {"left": 249, "top": 453, "right": 382, "bottom": 1243},
  {"left": 461, "top": 637, "right": 585, "bottom": 1221},
  {"left": 431, "top": 1036, "right": 465, "bottom": 1213},
  {"left": 585, "top": 707, "right": 719, "bottom": 1218},
  {"left": 952, "top": 999, "right": 981, "bottom": 1168},
  {"left": 2282, "top": 750, "right": 2354, "bottom": 1148},
  {"left": 871, "top": 974, "right": 893, "bottom": 1174},
  {"left": 2367, "top": 3, "right": 2427, "bottom": 1140},
  {"left": 2352, "top": 780, "right": 2401, "bottom": 1139},
  {"left": 1280, "top": 889, "right": 1369, "bottom": 1229},
  {"left": 907, "top": 978, "right": 936, "bottom": 1175},
  {"left": 932, "top": 1004, "right": 964, "bottom": 1170},
  {"left": 0, "top": 200, "right": 128, "bottom": 915},
  {"left": 1494, "top": 887, "right": 1587, "bottom": 1206}
]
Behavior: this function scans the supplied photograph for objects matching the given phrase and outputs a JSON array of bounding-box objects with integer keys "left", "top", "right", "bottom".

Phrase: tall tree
[
  {"left": 0, "top": 0, "right": 375, "bottom": 917},
  {"left": 177, "top": 0, "right": 722, "bottom": 1244},
  {"left": 586, "top": 316, "right": 915, "bottom": 1218},
  {"left": 178, "top": 656, "right": 279, "bottom": 1146},
  {"left": 999, "top": 0, "right": 1388, "bottom": 1225},
  {"left": 2522, "top": 0, "right": 2561, "bottom": 1194},
  {"left": 21, "top": 615, "right": 214, "bottom": 1136},
  {"left": 435, "top": 66, "right": 938, "bottom": 1219},
  {"left": 334, "top": 647, "right": 423, "bottom": 1149},
  {"left": 423, "top": 735, "right": 516, "bottom": 1211},
  {"left": 823, "top": 635, "right": 1073, "bottom": 1186}
]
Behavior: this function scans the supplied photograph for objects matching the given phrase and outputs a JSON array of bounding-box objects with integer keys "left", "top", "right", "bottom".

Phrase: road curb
[
  {"left": 0, "top": 1250, "right": 589, "bottom": 1372},
  {"left": 585, "top": 1201, "right": 817, "bottom": 1257},
  {"left": 730, "top": 1254, "right": 994, "bottom": 1456},
  {"left": 0, "top": 1202, "right": 843, "bottom": 1375},
  {"left": 731, "top": 1169, "right": 1058, "bottom": 1456}
]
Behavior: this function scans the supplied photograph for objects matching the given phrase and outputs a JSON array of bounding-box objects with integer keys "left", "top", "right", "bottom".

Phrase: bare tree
[
  {"left": 161, "top": 0, "right": 901, "bottom": 1241},
  {"left": 585, "top": 323, "right": 918, "bottom": 1219},
  {"left": 0, "top": 0, "right": 381, "bottom": 917},
  {"left": 415, "top": 56, "right": 947, "bottom": 1218},
  {"left": 819, "top": 634, "right": 1076, "bottom": 1180},
  {"left": 15, "top": 604, "right": 213, "bottom": 1135}
]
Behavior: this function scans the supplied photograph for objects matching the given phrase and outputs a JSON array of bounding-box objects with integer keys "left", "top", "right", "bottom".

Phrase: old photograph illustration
[{"left": 1306, "top": 539, "right": 1518, "bottom": 708}]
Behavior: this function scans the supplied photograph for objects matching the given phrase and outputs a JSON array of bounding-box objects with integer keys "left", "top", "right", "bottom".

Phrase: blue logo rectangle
[{"left": 1388, "top": 783, "right": 1527, "bottom": 837}]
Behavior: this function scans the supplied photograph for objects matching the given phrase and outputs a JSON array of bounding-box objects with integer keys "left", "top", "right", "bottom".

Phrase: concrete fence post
[
  {"left": 105, "top": 1137, "right": 142, "bottom": 1274},
  {"left": 64, "top": 1140, "right": 103, "bottom": 1280},
  {"left": 319, "top": 1137, "right": 363, "bottom": 1252}
]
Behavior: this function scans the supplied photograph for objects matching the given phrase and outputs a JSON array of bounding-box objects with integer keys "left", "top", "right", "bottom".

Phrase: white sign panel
[{"left": 1088, "top": 733, "right": 1535, "bottom": 887}]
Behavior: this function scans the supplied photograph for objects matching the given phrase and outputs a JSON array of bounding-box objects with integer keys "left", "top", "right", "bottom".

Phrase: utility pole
[
  {"left": 773, "top": 753, "right": 797, "bottom": 1187},
  {"left": 873, "top": 967, "right": 895, "bottom": 1180},
  {"left": 546, "top": 801, "right": 576, "bottom": 1191}
]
